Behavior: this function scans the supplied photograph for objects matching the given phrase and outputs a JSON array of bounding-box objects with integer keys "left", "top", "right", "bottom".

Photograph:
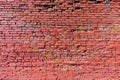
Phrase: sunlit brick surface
[{"left": 0, "top": 0, "right": 120, "bottom": 80}]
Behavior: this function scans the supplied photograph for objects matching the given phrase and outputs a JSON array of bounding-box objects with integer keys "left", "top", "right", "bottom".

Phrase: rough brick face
[{"left": 0, "top": 0, "right": 120, "bottom": 80}]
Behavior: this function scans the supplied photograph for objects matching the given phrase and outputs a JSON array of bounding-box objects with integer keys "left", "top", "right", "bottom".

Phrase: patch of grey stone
[
  {"left": 19, "top": 4, "right": 28, "bottom": 8},
  {"left": 5, "top": 13, "right": 16, "bottom": 18}
]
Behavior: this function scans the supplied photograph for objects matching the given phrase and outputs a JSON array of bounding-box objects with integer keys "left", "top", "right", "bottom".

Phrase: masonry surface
[{"left": 0, "top": 0, "right": 120, "bottom": 80}]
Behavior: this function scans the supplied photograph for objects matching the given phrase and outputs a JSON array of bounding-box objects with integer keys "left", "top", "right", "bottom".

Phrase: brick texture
[{"left": 0, "top": 0, "right": 120, "bottom": 80}]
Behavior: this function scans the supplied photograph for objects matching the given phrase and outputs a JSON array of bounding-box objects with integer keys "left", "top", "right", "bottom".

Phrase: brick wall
[{"left": 0, "top": 0, "right": 120, "bottom": 80}]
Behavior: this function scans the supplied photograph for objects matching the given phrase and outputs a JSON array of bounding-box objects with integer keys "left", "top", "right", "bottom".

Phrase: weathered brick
[{"left": 0, "top": 0, "right": 119, "bottom": 80}]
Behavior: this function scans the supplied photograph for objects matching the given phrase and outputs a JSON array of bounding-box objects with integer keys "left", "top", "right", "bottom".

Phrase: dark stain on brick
[
  {"left": 19, "top": 4, "right": 28, "bottom": 8},
  {"left": 43, "top": 4, "right": 56, "bottom": 9},
  {"left": 34, "top": 4, "right": 42, "bottom": 7},
  {"left": 50, "top": 0, "right": 56, "bottom": 3},
  {"left": 74, "top": 0, "right": 80, "bottom": 4},
  {"left": 95, "top": 1, "right": 102, "bottom": 4},
  {"left": 75, "top": 7, "right": 83, "bottom": 10}
]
